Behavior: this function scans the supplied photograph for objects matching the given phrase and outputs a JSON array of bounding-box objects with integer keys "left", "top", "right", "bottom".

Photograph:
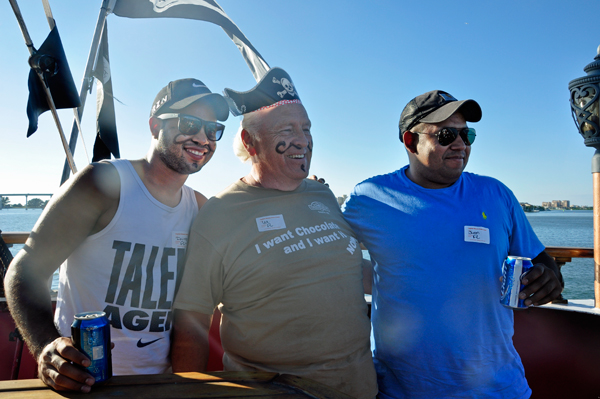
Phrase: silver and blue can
[
  {"left": 71, "top": 311, "right": 112, "bottom": 383},
  {"left": 500, "top": 256, "right": 534, "bottom": 309}
]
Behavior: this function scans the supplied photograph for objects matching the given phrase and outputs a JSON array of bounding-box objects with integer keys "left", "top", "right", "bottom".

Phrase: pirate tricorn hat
[{"left": 223, "top": 67, "right": 301, "bottom": 116}]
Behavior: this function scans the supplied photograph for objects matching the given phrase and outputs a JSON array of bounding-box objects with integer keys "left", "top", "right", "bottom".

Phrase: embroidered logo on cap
[
  {"left": 440, "top": 93, "right": 457, "bottom": 102},
  {"left": 152, "top": 95, "right": 168, "bottom": 115}
]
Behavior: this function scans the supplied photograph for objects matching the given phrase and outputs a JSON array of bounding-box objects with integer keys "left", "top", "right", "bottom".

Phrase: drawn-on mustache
[
  {"left": 276, "top": 141, "right": 303, "bottom": 154},
  {"left": 275, "top": 141, "right": 313, "bottom": 154}
]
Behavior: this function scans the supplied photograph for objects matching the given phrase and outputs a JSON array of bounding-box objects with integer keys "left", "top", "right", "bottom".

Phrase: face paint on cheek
[
  {"left": 307, "top": 140, "right": 313, "bottom": 152},
  {"left": 301, "top": 165, "right": 306, "bottom": 172},
  {"left": 276, "top": 141, "right": 288, "bottom": 154}
]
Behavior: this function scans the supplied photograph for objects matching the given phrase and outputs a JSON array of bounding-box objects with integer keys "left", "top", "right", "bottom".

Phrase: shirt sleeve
[
  {"left": 173, "top": 228, "right": 223, "bottom": 315},
  {"left": 504, "top": 184, "right": 546, "bottom": 259},
  {"left": 341, "top": 187, "right": 366, "bottom": 245}
]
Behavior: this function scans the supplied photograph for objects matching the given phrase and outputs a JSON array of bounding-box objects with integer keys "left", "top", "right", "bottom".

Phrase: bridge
[{"left": 0, "top": 193, "right": 53, "bottom": 210}]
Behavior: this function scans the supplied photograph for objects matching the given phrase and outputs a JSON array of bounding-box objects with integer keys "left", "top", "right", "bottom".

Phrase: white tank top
[{"left": 55, "top": 159, "right": 198, "bottom": 375}]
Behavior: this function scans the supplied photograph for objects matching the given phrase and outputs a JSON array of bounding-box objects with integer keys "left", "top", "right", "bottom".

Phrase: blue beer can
[
  {"left": 71, "top": 311, "right": 112, "bottom": 383},
  {"left": 500, "top": 256, "right": 534, "bottom": 309}
]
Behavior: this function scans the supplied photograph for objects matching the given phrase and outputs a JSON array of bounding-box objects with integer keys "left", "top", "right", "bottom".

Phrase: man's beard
[{"left": 158, "top": 141, "right": 212, "bottom": 175}]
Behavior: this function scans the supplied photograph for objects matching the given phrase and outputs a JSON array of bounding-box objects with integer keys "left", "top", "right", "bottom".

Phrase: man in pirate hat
[
  {"left": 5, "top": 78, "right": 228, "bottom": 392},
  {"left": 342, "top": 90, "right": 561, "bottom": 398},
  {"left": 172, "top": 68, "right": 377, "bottom": 398}
]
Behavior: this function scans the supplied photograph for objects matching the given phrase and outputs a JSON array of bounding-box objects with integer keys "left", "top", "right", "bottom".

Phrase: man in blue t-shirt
[{"left": 342, "top": 90, "right": 562, "bottom": 399}]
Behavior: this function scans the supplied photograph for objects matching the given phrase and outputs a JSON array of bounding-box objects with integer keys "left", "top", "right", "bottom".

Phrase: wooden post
[{"left": 594, "top": 171, "right": 600, "bottom": 308}]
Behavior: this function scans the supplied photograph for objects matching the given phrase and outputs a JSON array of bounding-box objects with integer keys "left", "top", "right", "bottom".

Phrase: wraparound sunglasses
[
  {"left": 157, "top": 113, "right": 225, "bottom": 141},
  {"left": 412, "top": 127, "right": 476, "bottom": 146}
]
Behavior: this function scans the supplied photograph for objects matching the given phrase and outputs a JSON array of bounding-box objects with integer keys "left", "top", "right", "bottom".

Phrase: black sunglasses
[
  {"left": 413, "top": 127, "right": 476, "bottom": 146},
  {"left": 157, "top": 113, "right": 225, "bottom": 141}
]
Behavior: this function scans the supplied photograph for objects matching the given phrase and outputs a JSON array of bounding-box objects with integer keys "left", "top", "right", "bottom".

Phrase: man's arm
[
  {"left": 362, "top": 258, "right": 373, "bottom": 295},
  {"left": 193, "top": 191, "right": 209, "bottom": 209},
  {"left": 171, "top": 309, "right": 212, "bottom": 372},
  {"left": 3, "top": 163, "right": 119, "bottom": 392},
  {"left": 519, "top": 250, "right": 562, "bottom": 306}
]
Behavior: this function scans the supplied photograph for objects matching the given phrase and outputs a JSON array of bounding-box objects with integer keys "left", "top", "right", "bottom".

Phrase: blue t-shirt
[{"left": 342, "top": 166, "right": 544, "bottom": 399}]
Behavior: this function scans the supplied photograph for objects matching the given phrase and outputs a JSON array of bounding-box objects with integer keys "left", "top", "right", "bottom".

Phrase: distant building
[{"left": 544, "top": 200, "right": 571, "bottom": 209}]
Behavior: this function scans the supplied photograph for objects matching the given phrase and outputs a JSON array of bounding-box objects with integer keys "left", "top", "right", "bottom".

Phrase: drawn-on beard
[{"left": 275, "top": 140, "right": 313, "bottom": 172}]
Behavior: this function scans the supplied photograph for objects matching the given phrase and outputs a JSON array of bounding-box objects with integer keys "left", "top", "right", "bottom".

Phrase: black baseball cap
[
  {"left": 399, "top": 90, "right": 482, "bottom": 141},
  {"left": 150, "top": 78, "right": 229, "bottom": 121}
]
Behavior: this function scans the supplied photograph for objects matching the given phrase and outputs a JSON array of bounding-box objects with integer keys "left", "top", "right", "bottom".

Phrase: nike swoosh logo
[
  {"left": 137, "top": 337, "right": 163, "bottom": 348},
  {"left": 192, "top": 83, "right": 205, "bottom": 88}
]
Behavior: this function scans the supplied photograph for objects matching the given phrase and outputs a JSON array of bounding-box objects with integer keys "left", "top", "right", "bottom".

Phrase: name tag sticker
[
  {"left": 173, "top": 232, "right": 188, "bottom": 248},
  {"left": 256, "top": 214, "right": 286, "bottom": 232},
  {"left": 464, "top": 226, "right": 490, "bottom": 244}
]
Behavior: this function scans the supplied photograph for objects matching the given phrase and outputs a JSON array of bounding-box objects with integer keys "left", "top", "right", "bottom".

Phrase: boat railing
[
  {"left": 543, "top": 246, "right": 594, "bottom": 304},
  {"left": 1, "top": 232, "right": 595, "bottom": 304}
]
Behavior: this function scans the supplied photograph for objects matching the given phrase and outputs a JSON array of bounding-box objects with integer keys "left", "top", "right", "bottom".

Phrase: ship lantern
[
  {"left": 569, "top": 44, "right": 600, "bottom": 308},
  {"left": 569, "top": 45, "right": 600, "bottom": 148}
]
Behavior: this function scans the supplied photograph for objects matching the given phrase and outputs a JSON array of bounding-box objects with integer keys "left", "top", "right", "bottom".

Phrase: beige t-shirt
[{"left": 175, "top": 179, "right": 376, "bottom": 398}]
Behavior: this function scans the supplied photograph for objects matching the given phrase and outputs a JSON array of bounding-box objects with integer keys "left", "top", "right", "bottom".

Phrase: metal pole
[
  {"left": 8, "top": 0, "right": 78, "bottom": 175},
  {"left": 60, "top": 0, "right": 112, "bottom": 185},
  {"left": 41, "top": 0, "right": 55, "bottom": 30}
]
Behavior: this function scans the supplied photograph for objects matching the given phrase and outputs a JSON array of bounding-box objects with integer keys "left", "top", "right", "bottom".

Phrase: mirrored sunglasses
[
  {"left": 413, "top": 127, "right": 476, "bottom": 146},
  {"left": 157, "top": 113, "right": 225, "bottom": 141}
]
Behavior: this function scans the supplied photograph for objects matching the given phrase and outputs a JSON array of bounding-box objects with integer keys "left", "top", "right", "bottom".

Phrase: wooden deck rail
[
  {"left": 2, "top": 232, "right": 595, "bottom": 303},
  {"left": 543, "top": 247, "right": 594, "bottom": 304},
  {"left": 1, "top": 233, "right": 29, "bottom": 245},
  {"left": 545, "top": 246, "right": 594, "bottom": 261}
]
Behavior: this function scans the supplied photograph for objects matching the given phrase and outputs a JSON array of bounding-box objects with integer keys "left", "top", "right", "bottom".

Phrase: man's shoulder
[
  {"left": 462, "top": 171, "right": 510, "bottom": 191},
  {"left": 197, "top": 180, "right": 245, "bottom": 213},
  {"left": 461, "top": 172, "right": 519, "bottom": 208},
  {"left": 353, "top": 168, "right": 404, "bottom": 192},
  {"left": 304, "top": 178, "right": 335, "bottom": 194},
  {"left": 71, "top": 162, "right": 121, "bottom": 199}
]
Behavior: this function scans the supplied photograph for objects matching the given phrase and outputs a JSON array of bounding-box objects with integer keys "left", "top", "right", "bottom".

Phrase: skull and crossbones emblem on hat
[{"left": 273, "top": 77, "right": 296, "bottom": 98}]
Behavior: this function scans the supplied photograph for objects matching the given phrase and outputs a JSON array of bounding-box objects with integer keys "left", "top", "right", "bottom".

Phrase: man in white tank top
[{"left": 4, "top": 78, "right": 229, "bottom": 393}]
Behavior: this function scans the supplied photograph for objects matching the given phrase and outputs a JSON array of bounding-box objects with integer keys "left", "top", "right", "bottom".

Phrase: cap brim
[
  {"left": 170, "top": 93, "right": 230, "bottom": 121},
  {"left": 420, "top": 99, "right": 482, "bottom": 124}
]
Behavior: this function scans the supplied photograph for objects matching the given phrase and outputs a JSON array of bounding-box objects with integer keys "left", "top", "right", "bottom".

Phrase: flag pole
[
  {"left": 8, "top": 0, "right": 78, "bottom": 175},
  {"left": 59, "top": 0, "right": 113, "bottom": 185},
  {"left": 42, "top": 0, "right": 91, "bottom": 164}
]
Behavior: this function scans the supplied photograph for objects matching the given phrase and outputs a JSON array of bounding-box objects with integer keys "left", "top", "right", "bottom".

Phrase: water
[
  {"left": 0, "top": 208, "right": 59, "bottom": 290},
  {"left": 525, "top": 210, "right": 594, "bottom": 300},
  {"left": 0, "top": 208, "right": 595, "bottom": 300},
  {"left": 0, "top": 208, "right": 43, "bottom": 232}
]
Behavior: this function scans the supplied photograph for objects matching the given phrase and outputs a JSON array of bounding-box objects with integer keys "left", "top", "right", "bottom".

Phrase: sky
[{"left": 1, "top": 0, "right": 600, "bottom": 206}]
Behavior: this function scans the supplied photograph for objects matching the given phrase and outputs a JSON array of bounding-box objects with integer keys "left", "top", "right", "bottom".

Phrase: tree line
[{"left": 0, "top": 197, "right": 49, "bottom": 209}]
